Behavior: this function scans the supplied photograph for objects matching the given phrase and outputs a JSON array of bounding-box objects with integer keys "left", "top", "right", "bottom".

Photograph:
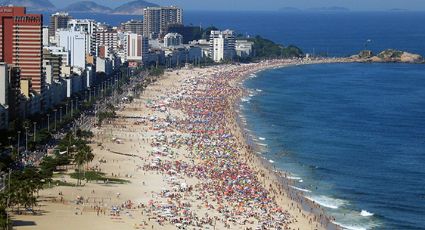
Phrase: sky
[{"left": 48, "top": 0, "right": 425, "bottom": 11}]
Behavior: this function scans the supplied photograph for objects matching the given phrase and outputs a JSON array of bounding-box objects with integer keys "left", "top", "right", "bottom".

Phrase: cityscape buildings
[{"left": 0, "top": 5, "right": 252, "bottom": 130}]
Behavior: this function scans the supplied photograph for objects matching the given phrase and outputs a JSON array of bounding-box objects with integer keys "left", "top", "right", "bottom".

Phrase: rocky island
[{"left": 351, "top": 49, "right": 424, "bottom": 63}]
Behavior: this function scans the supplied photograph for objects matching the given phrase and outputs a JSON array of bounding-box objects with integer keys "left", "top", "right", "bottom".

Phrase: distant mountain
[
  {"left": 307, "top": 7, "right": 350, "bottom": 12},
  {"left": 113, "top": 0, "right": 159, "bottom": 15},
  {"left": 0, "top": 0, "right": 55, "bottom": 11},
  {"left": 63, "top": 1, "right": 112, "bottom": 13}
]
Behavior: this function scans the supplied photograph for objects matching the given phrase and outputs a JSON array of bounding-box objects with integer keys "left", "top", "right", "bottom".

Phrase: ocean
[
  {"left": 42, "top": 11, "right": 425, "bottom": 229},
  {"left": 242, "top": 63, "right": 425, "bottom": 229}
]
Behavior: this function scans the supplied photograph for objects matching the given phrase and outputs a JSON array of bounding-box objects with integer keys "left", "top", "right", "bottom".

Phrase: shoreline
[{"left": 224, "top": 59, "right": 347, "bottom": 230}]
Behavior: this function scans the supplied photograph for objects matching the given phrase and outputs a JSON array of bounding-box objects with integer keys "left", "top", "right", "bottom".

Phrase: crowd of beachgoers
[{"left": 14, "top": 58, "right": 347, "bottom": 230}]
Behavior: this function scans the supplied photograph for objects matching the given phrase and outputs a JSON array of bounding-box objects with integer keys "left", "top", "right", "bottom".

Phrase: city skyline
[{"left": 46, "top": 0, "right": 425, "bottom": 11}]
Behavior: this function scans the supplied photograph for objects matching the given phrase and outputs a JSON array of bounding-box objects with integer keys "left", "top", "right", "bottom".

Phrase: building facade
[
  {"left": 58, "top": 29, "right": 87, "bottom": 69},
  {"left": 43, "top": 48, "right": 62, "bottom": 80},
  {"left": 95, "top": 30, "right": 118, "bottom": 56},
  {"left": 143, "top": 6, "right": 183, "bottom": 39},
  {"left": 235, "top": 40, "right": 254, "bottom": 57},
  {"left": 67, "top": 19, "right": 97, "bottom": 54},
  {"left": 0, "top": 6, "right": 44, "bottom": 94},
  {"left": 164, "top": 33, "right": 183, "bottom": 47},
  {"left": 125, "top": 33, "right": 149, "bottom": 64},
  {"left": 209, "top": 30, "right": 236, "bottom": 62},
  {"left": 121, "top": 20, "right": 143, "bottom": 35}
]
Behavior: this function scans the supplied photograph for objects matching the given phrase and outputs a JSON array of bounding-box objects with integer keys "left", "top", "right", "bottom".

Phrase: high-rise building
[
  {"left": 58, "top": 29, "right": 87, "bottom": 69},
  {"left": 143, "top": 6, "right": 183, "bottom": 39},
  {"left": 0, "top": 6, "right": 43, "bottom": 94},
  {"left": 209, "top": 30, "right": 236, "bottom": 62},
  {"left": 125, "top": 33, "right": 149, "bottom": 64},
  {"left": 43, "top": 49, "right": 62, "bottom": 80},
  {"left": 68, "top": 19, "right": 97, "bottom": 54},
  {"left": 0, "top": 63, "right": 8, "bottom": 130},
  {"left": 121, "top": 20, "right": 143, "bottom": 35},
  {"left": 42, "top": 26, "right": 49, "bottom": 46},
  {"left": 95, "top": 30, "right": 118, "bottom": 56},
  {"left": 49, "top": 12, "right": 71, "bottom": 37},
  {"left": 0, "top": 63, "right": 8, "bottom": 106}
]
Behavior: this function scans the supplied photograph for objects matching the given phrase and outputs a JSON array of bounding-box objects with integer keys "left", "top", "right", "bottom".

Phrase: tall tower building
[
  {"left": 209, "top": 30, "right": 236, "bottom": 62},
  {"left": 0, "top": 6, "right": 43, "bottom": 94},
  {"left": 49, "top": 12, "right": 71, "bottom": 37},
  {"left": 125, "top": 33, "right": 148, "bottom": 63},
  {"left": 143, "top": 6, "right": 182, "bottom": 39},
  {"left": 58, "top": 29, "right": 87, "bottom": 69}
]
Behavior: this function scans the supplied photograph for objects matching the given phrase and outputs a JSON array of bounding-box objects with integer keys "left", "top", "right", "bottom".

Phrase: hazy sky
[{"left": 49, "top": 0, "right": 425, "bottom": 11}]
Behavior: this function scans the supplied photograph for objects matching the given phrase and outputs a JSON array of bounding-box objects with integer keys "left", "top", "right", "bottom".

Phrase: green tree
[{"left": 74, "top": 145, "right": 94, "bottom": 186}]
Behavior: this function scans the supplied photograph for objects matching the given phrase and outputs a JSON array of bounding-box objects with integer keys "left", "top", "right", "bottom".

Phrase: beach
[{"left": 12, "top": 58, "right": 347, "bottom": 230}]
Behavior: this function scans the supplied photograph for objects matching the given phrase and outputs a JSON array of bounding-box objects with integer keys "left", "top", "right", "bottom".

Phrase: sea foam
[
  {"left": 360, "top": 210, "right": 374, "bottom": 217},
  {"left": 305, "top": 195, "right": 347, "bottom": 209},
  {"left": 290, "top": 185, "right": 311, "bottom": 193},
  {"left": 332, "top": 221, "right": 367, "bottom": 230}
]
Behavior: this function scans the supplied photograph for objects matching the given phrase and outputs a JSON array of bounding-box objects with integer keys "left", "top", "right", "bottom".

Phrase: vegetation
[
  {"left": 73, "top": 145, "right": 94, "bottom": 186},
  {"left": 148, "top": 67, "right": 165, "bottom": 77},
  {"left": 69, "top": 171, "right": 129, "bottom": 184},
  {"left": 377, "top": 49, "right": 403, "bottom": 59},
  {"left": 247, "top": 35, "right": 303, "bottom": 60},
  {"left": 0, "top": 167, "right": 45, "bottom": 213},
  {"left": 97, "top": 103, "right": 117, "bottom": 127},
  {"left": 201, "top": 26, "right": 219, "bottom": 40}
]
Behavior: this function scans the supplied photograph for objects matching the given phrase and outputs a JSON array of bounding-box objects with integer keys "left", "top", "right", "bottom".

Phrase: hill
[
  {"left": 0, "top": 0, "right": 55, "bottom": 11},
  {"left": 64, "top": 1, "right": 112, "bottom": 13},
  {"left": 113, "top": 0, "right": 159, "bottom": 15}
]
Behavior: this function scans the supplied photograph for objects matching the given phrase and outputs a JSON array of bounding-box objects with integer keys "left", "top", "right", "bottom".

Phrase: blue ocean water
[{"left": 242, "top": 63, "right": 425, "bottom": 229}]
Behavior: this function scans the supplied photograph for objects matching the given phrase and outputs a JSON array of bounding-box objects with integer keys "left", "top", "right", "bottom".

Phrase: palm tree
[
  {"left": 74, "top": 145, "right": 94, "bottom": 185},
  {"left": 74, "top": 150, "right": 86, "bottom": 186}
]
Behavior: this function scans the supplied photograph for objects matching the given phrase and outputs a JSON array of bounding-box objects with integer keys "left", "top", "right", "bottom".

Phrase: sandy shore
[{"left": 12, "top": 58, "right": 346, "bottom": 230}]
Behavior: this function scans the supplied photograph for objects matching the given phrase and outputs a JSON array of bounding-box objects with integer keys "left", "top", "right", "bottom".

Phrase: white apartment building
[
  {"left": 68, "top": 19, "right": 97, "bottom": 54},
  {"left": 209, "top": 30, "right": 236, "bottom": 62},
  {"left": 42, "top": 26, "right": 49, "bottom": 46},
  {"left": 235, "top": 40, "right": 254, "bottom": 57},
  {"left": 58, "top": 29, "right": 87, "bottom": 69},
  {"left": 0, "top": 63, "right": 8, "bottom": 129},
  {"left": 164, "top": 33, "right": 183, "bottom": 47},
  {"left": 125, "top": 33, "right": 149, "bottom": 62}
]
